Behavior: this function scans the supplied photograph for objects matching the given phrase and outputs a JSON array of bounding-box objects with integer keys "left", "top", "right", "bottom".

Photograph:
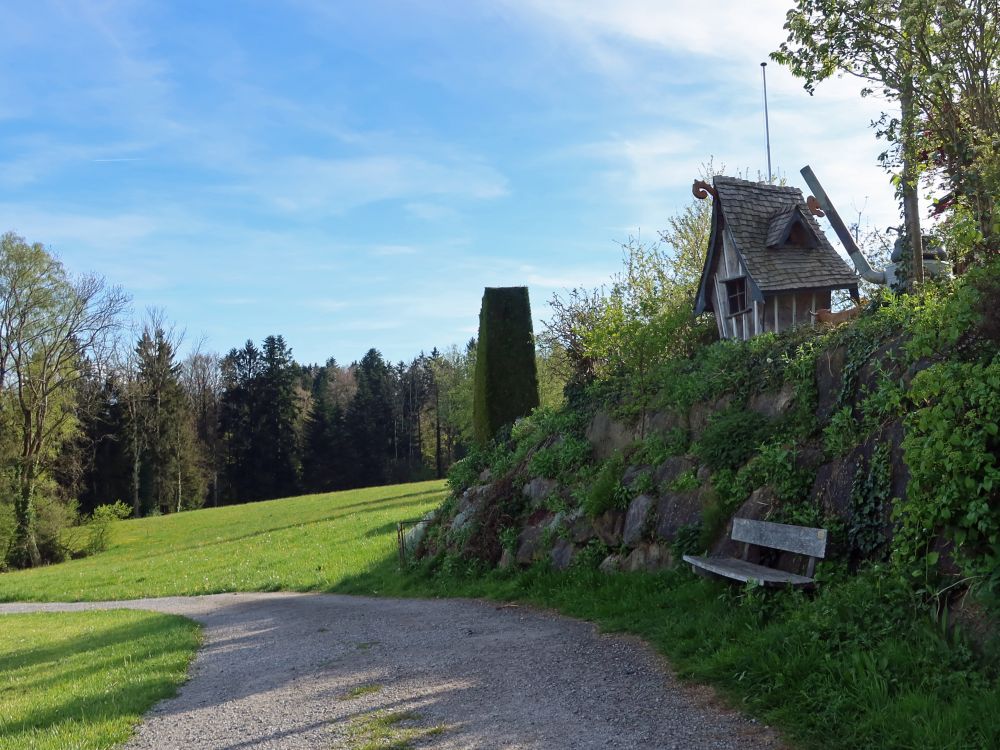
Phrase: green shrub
[
  {"left": 849, "top": 443, "right": 892, "bottom": 561},
  {"left": 630, "top": 470, "right": 656, "bottom": 496},
  {"left": 0, "top": 501, "right": 14, "bottom": 571},
  {"left": 823, "top": 406, "right": 862, "bottom": 457},
  {"left": 498, "top": 526, "right": 519, "bottom": 555},
  {"left": 86, "top": 501, "right": 132, "bottom": 555},
  {"left": 571, "top": 539, "right": 611, "bottom": 570},
  {"left": 447, "top": 446, "right": 488, "bottom": 493},
  {"left": 694, "top": 408, "right": 772, "bottom": 471},
  {"left": 671, "top": 522, "right": 703, "bottom": 557},
  {"left": 744, "top": 442, "right": 814, "bottom": 504},
  {"left": 631, "top": 428, "right": 688, "bottom": 465},
  {"left": 473, "top": 287, "right": 540, "bottom": 444},
  {"left": 668, "top": 469, "right": 700, "bottom": 492},
  {"left": 898, "top": 355, "right": 1000, "bottom": 582},
  {"left": 528, "top": 436, "right": 591, "bottom": 481},
  {"left": 583, "top": 454, "right": 626, "bottom": 517}
]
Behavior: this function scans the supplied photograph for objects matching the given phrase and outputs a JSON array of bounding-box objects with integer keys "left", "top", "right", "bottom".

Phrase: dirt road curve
[{"left": 1, "top": 593, "right": 785, "bottom": 749}]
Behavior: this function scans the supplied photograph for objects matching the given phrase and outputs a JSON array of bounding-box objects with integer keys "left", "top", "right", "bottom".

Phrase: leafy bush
[
  {"left": 898, "top": 356, "right": 1000, "bottom": 582},
  {"left": 583, "top": 454, "right": 626, "bottom": 517},
  {"left": 744, "top": 442, "right": 814, "bottom": 504},
  {"left": 0, "top": 501, "right": 14, "bottom": 571},
  {"left": 694, "top": 409, "right": 772, "bottom": 471},
  {"left": 630, "top": 470, "right": 656, "bottom": 496},
  {"left": 631, "top": 428, "right": 688, "bottom": 466},
  {"left": 671, "top": 522, "right": 703, "bottom": 557},
  {"left": 849, "top": 444, "right": 892, "bottom": 561},
  {"left": 447, "top": 446, "right": 488, "bottom": 494},
  {"left": 668, "top": 469, "right": 700, "bottom": 493},
  {"left": 35, "top": 495, "right": 79, "bottom": 564},
  {"left": 571, "top": 539, "right": 611, "bottom": 570},
  {"left": 823, "top": 406, "right": 862, "bottom": 457},
  {"left": 498, "top": 526, "right": 519, "bottom": 555},
  {"left": 86, "top": 501, "right": 132, "bottom": 555},
  {"left": 528, "top": 436, "right": 591, "bottom": 481}
]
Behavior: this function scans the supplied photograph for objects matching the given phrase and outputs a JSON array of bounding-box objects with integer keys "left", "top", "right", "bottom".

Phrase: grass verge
[
  {"left": 0, "top": 609, "right": 200, "bottom": 750},
  {"left": 337, "top": 555, "right": 1000, "bottom": 750}
]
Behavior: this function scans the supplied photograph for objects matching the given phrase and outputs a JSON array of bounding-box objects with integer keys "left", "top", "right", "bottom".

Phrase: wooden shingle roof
[{"left": 713, "top": 176, "right": 858, "bottom": 293}]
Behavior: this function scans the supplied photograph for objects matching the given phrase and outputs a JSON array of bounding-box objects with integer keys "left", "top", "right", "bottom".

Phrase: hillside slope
[{"left": 422, "top": 269, "right": 1000, "bottom": 591}]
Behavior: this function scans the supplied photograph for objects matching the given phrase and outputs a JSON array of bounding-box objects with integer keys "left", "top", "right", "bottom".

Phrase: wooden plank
[
  {"left": 773, "top": 295, "right": 779, "bottom": 332},
  {"left": 753, "top": 300, "right": 760, "bottom": 336},
  {"left": 713, "top": 277, "right": 728, "bottom": 338},
  {"left": 792, "top": 295, "right": 797, "bottom": 327},
  {"left": 731, "top": 518, "right": 827, "bottom": 558},
  {"left": 682, "top": 555, "right": 815, "bottom": 588}
]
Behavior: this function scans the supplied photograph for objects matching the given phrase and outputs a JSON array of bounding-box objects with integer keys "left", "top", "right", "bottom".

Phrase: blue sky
[{"left": 0, "top": 1, "right": 897, "bottom": 365}]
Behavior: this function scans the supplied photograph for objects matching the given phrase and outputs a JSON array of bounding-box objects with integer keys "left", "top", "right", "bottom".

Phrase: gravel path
[{"left": 1, "top": 593, "right": 786, "bottom": 749}]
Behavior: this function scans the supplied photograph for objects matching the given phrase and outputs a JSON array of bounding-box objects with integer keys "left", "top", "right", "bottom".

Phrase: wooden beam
[
  {"left": 713, "top": 277, "right": 728, "bottom": 338},
  {"left": 811, "top": 293, "right": 817, "bottom": 327},
  {"left": 774, "top": 295, "right": 779, "bottom": 333},
  {"left": 792, "top": 295, "right": 797, "bottom": 327},
  {"left": 753, "top": 300, "right": 760, "bottom": 336}
]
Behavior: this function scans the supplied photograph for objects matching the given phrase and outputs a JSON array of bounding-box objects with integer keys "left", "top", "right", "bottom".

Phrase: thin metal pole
[{"left": 761, "top": 62, "right": 772, "bottom": 184}]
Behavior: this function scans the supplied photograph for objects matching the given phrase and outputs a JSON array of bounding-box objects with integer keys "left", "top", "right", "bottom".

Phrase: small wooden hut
[{"left": 693, "top": 176, "right": 859, "bottom": 341}]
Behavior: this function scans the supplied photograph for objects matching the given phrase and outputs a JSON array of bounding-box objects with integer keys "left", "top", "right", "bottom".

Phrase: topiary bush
[{"left": 473, "top": 287, "right": 540, "bottom": 444}]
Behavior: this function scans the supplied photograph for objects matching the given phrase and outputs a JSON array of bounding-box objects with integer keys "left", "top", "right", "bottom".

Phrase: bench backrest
[{"left": 732, "top": 518, "right": 827, "bottom": 559}]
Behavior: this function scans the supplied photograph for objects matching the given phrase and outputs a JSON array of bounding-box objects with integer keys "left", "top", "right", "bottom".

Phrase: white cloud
[{"left": 238, "top": 154, "right": 508, "bottom": 216}]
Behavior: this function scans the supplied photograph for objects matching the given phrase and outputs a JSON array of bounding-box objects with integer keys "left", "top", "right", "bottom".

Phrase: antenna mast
[{"left": 761, "top": 62, "right": 772, "bottom": 184}]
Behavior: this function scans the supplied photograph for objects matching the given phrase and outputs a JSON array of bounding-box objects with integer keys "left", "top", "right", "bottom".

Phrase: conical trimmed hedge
[{"left": 473, "top": 287, "right": 539, "bottom": 444}]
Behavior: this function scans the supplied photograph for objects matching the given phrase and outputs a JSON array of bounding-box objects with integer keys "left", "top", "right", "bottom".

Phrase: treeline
[
  {"left": 0, "top": 231, "right": 566, "bottom": 568},
  {"left": 77, "top": 331, "right": 480, "bottom": 518}
]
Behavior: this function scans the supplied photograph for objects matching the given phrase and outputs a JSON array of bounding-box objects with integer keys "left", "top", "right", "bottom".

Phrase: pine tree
[
  {"left": 219, "top": 340, "right": 263, "bottom": 502},
  {"left": 257, "top": 335, "right": 300, "bottom": 498},
  {"left": 344, "top": 349, "right": 393, "bottom": 488}
]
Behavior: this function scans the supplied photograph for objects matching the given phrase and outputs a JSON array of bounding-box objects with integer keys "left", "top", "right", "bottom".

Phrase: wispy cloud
[{"left": 369, "top": 244, "right": 420, "bottom": 257}]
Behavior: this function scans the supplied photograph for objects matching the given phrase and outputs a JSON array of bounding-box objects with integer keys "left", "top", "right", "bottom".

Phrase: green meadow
[
  {"left": 0, "top": 480, "right": 446, "bottom": 602},
  {"left": 0, "top": 609, "right": 200, "bottom": 750}
]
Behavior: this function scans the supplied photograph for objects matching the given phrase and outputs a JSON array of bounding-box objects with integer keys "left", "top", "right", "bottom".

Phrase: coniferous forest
[{"left": 82, "top": 335, "right": 483, "bottom": 518}]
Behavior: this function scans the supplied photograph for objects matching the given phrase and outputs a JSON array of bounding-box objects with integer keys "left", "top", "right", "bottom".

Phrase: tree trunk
[
  {"left": 435, "top": 385, "right": 442, "bottom": 479},
  {"left": 131, "top": 438, "right": 141, "bottom": 517},
  {"left": 9, "top": 460, "right": 41, "bottom": 568},
  {"left": 900, "top": 26, "right": 924, "bottom": 287}
]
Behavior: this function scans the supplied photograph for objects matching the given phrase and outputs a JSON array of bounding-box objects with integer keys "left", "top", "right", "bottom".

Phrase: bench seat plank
[{"left": 682, "top": 554, "right": 816, "bottom": 588}]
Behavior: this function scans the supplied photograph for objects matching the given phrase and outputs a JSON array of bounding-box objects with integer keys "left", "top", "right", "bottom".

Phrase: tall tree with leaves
[
  {"left": 0, "top": 232, "right": 126, "bottom": 567},
  {"left": 774, "top": 0, "right": 1000, "bottom": 269}
]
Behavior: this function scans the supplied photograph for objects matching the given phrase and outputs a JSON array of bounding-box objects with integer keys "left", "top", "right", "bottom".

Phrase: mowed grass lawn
[
  {"left": 0, "top": 609, "right": 200, "bottom": 750},
  {"left": 0, "top": 480, "right": 447, "bottom": 602}
]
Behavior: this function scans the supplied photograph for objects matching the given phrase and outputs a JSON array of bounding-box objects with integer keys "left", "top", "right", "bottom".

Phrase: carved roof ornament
[
  {"left": 692, "top": 179, "right": 718, "bottom": 200},
  {"left": 806, "top": 195, "right": 825, "bottom": 217}
]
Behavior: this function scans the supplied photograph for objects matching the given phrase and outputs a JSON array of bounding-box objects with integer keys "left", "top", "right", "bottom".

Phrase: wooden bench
[{"left": 682, "top": 518, "right": 827, "bottom": 588}]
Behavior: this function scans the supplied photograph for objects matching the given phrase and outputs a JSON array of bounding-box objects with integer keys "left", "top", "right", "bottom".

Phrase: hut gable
[
  {"left": 765, "top": 205, "right": 818, "bottom": 249},
  {"left": 694, "top": 176, "right": 859, "bottom": 341}
]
